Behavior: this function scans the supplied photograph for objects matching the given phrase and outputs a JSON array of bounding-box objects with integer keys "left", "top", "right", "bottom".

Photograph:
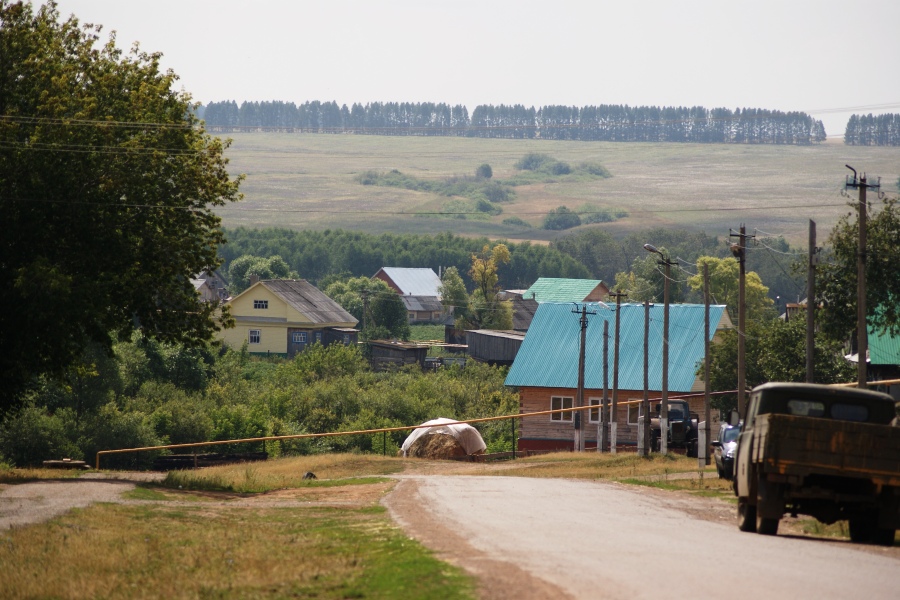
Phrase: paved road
[{"left": 392, "top": 475, "right": 900, "bottom": 600}]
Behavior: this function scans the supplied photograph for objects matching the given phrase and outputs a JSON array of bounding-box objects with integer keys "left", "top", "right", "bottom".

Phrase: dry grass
[
  {"left": 161, "top": 454, "right": 406, "bottom": 493},
  {"left": 217, "top": 133, "right": 900, "bottom": 246},
  {"left": 0, "top": 466, "right": 84, "bottom": 483}
]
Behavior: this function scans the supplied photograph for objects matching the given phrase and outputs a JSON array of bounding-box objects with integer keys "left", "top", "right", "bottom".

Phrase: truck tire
[
  {"left": 849, "top": 518, "right": 873, "bottom": 543},
  {"left": 755, "top": 472, "right": 782, "bottom": 536},
  {"left": 756, "top": 516, "right": 779, "bottom": 536},
  {"left": 737, "top": 498, "right": 757, "bottom": 533},
  {"left": 687, "top": 438, "right": 698, "bottom": 458},
  {"left": 650, "top": 431, "right": 661, "bottom": 453},
  {"left": 872, "top": 528, "right": 896, "bottom": 547}
]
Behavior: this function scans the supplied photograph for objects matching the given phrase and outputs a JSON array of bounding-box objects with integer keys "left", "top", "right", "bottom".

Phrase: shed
[
  {"left": 466, "top": 330, "right": 526, "bottom": 366},
  {"left": 368, "top": 340, "right": 429, "bottom": 370}
]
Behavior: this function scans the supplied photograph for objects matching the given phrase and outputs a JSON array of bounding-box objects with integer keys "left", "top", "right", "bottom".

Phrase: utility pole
[
  {"left": 730, "top": 226, "right": 754, "bottom": 418},
  {"left": 572, "top": 304, "right": 595, "bottom": 451},
  {"left": 807, "top": 220, "right": 816, "bottom": 383},
  {"left": 844, "top": 165, "right": 880, "bottom": 389},
  {"left": 644, "top": 244, "right": 676, "bottom": 455},
  {"left": 600, "top": 320, "right": 609, "bottom": 452},
  {"left": 703, "top": 262, "right": 711, "bottom": 466},
  {"left": 640, "top": 299, "right": 651, "bottom": 456},
  {"left": 361, "top": 287, "right": 370, "bottom": 332},
  {"left": 608, "top": 290, "right": 627, "bottom": 454}
]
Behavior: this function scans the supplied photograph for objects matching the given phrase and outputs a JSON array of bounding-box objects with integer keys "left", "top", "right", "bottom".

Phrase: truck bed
[{"left": 752, "top": 413, "right": 900, "bottom": 487}]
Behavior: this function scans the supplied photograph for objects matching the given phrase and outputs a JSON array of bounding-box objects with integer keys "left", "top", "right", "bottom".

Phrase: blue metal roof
[{"left": 505, "top": 302, "right": 727, "bottom": 392}]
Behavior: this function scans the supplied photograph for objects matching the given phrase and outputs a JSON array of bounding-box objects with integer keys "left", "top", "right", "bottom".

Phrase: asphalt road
[{"left": 395, "top": 475, "right": 900, "bottom": 600}]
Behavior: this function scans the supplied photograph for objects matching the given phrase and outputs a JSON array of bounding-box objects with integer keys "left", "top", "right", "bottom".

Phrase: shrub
[
  {"left": 543, "top": 206, "right": 582, "bottom": 230},
  {"left": 475, "top": 163, "right": 493, "bottom": 179},
  {"left": 502, "top": 216, "right": 531, "bottom": 228}
]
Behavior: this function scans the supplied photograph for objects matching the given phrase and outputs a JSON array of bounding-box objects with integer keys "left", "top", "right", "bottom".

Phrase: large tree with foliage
[
  {"left": 704, "top": 317, "right": 854, "bottom": 413},
  {"left": 818, "top": 196, "right": 900, "bottom": 344},
  {"left": 0, "top": 2, "right": 242, "bottom": 413},
  {"left": 324, "top": 277, "right": 409, "bottom": 340},
  {"left": 687, "top": 256, "right": 775, "bottom": 322},
  {"left": 469, "top": 244, "right": 513, "bottom": 330}
]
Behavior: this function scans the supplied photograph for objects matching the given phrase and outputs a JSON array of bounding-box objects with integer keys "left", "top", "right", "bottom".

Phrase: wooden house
[
  {"left": 219, "top": 279, "right": 358, "bottom": 357},
  {"left": 373, "top": 267, "right": 446, "bottom": 323},
  {"left": 505, "top": 302, "right": 731, "bottom": 451}
]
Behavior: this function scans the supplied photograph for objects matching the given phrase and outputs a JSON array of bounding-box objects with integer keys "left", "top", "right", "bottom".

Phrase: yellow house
[{"left": 219, "top": 279, "right": 358, "bottom": 357}]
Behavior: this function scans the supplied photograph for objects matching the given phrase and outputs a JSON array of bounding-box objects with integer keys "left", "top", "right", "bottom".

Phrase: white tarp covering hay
[{"left": 401, "top": 418, "right": 487, "bottom": 459}]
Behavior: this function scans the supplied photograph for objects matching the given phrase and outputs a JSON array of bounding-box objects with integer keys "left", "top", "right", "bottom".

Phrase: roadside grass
[
  {"left": 469, "top": 450, "right": 716, "bottom": 480},
  {"left": 0, "top": 500, "right": 475, "bottom": 600},
  {"left": 0, "top": 465, "right": 84, "bottom": 483},
  {"left": 160, "top": 454, "right": 405, "bottom": 493},
  {"left": 408, "top": 324, "right": 445, "bottom": 342}
]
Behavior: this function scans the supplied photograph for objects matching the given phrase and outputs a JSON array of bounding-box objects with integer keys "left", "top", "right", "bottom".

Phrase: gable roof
[
  {"left": 868, "top": 325, "right": 900, "bottom": 365},
  {"left": 374, "top": 267, "right": 442, "bottom": 296},
  {"left": 401, "top": 295, "right": 444, "bottom": 312},
  {"left": 523, "top": 278, "right": 607, "bottom": 303},
  {"left": 255, "top": 279, "right": 357, "bottom": 325},
  {"left": 505, "top": 302, "right": 728, "bottom": 392}
]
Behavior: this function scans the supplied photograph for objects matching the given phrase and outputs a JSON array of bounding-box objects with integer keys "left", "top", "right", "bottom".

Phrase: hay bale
[{"left": 406, "top": 432, "right": 468, "bottom": 459}]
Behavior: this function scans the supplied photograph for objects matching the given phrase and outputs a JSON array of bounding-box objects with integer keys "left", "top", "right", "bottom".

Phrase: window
[
  {"left": 343, "top": 334, "right": 350, "bottom": 345},
  {"left": 253, "top": 300, "right": 268, "bottom": 309},
  {"left": 408, "top": 312, "right": 416, "bottom": 320},
  {"left": 787, "top": 399, "right": 825, "bottom": 418},
  {"left": 293, "top": 332, "right": 307, "bottom": 343},
  {"left": 831, "top": 403, "right": 868, "bottom": 422},
  {"left": 627, "top": 400, "right": 645, "bottom": 425},
  {"left": 589, "top": 398, "right": 601, "bottom": 423},
  {"left": 551, "top": 396, "right": 573, "bottom": 421},
  {"left": 249, "top": 329, "right": 261, "bottom": 344},
  {"left": 315, "top": 332, "right": 322, "bottom": 343}
]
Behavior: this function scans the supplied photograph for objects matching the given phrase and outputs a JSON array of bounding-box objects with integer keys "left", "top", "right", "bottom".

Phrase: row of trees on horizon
[{"left": 199, "top": 100, "right": 831, "bottom": 145}]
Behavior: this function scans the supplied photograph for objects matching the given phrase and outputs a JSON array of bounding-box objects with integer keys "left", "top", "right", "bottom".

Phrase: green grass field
[{"left": 216, "top": 133, "right": 900, "bottom": 246}]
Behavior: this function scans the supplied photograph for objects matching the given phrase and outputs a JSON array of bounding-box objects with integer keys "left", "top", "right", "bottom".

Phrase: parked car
[{"left": 711, "top": 422, "right": 740, "bottom": 479}]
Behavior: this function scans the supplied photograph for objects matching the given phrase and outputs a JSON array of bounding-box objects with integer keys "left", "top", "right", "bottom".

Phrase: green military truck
[{"left": 732, "top": 382, "right": 900, "bottom": 545}]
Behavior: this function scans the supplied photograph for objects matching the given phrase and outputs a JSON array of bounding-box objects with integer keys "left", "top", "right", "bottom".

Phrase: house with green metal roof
[
  {"left": 523, "top": 278, "right": 610, "bottom": 304},
  {"left": 505, "top": 302, "right": 731, "bottom": 451},
  {"left": 866, "top": 324, "right": 900, "bottom": 387}
]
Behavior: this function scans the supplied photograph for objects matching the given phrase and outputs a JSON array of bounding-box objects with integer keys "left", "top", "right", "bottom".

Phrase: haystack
[{"left": 401, "top": 418, "right": 487, "bottom": 459}]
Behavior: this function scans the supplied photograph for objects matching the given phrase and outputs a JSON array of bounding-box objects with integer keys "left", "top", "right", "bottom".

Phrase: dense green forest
[
  {"left": 200, "top": 100, "right": 827, "bottom": 145},
  {"left": 219, "top": 227, "right": 806, "bottom": 308}
]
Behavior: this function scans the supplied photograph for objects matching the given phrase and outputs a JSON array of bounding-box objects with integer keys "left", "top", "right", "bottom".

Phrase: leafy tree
[
  {"left": 469, "top": 244, "right": 513, "bottom": 330},
  {"left": 475, "top": 163, "right": 492, "bottom": 179},
  {"left": 543, "top": 206, "right": 581, "bottom": 230},
  {"left": 818, "top": 196, "right": 900, "bottom": 343},
  {"left": 704, "top": 318, "right": 854, "bottom": 413},
  {"left": 324, "top": 277, "right": 408, "bottom": 340},
  {"left": 687, "top": 256, "right": 775, "bottom": 322},
  {"left": 614, "top": 253, "right": 687, "bottom": 304},
  {"left": 227, "top": 254, "right": 297, "bottom": 295},
  {"left": 438, "top": 267, "right": 471, "bottom": 328},
  {"left": 0, "top": 2, "right": 242, "bottom": 413}
]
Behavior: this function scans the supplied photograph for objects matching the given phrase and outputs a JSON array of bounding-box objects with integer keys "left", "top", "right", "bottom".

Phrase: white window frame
[
  {"left": 249, "top": 329, "right": 261, "bottom": 344},
  {"left": 315, "top": 331, "right": 322, "bottom": 343},
  {"left": 343, "top": 334, "right": 350, "bottom": 345},
  {"left": 588, "top": 397, "right": 602, "bottom": 423},
  {"left": 293, "top": 332, "right": 307, "bottom": 343},
  {"left": 253, "top": 299, "right": 268, "bottom": 309},
  {"left": 550, "top": 396, "right": 573, "bottom": 422}
]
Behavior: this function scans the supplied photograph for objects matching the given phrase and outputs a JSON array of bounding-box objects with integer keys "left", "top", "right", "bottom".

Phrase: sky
[{"left": 51, "top": 0, "right": 900, "bottom": 138}]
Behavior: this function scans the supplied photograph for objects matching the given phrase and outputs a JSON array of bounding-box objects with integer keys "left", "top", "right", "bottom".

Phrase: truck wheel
[
  {"left": 650, "top": 432, "right": 660, "bottom": 453},
  {"left": 872, "top": 528, "right": 896, "bottom": 547},
  {"left": 737, "top": 498, "right": 757, "bottom": 532},
  {"left": 849, "top": 518, "right": 873, "bottom": 543},
  {"left": 756, "top": 516, "right": 779, "bottom": 536}
]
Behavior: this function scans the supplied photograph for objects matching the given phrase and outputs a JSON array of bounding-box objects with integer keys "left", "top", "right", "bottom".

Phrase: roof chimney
[{"left": 249, "top": 274, "right": 259, "bottom": 285}]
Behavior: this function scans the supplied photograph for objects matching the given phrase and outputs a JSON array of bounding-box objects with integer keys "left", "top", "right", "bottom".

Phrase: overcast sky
[{"left": 52, "top": 0, "right": 900, "bottom": 137}]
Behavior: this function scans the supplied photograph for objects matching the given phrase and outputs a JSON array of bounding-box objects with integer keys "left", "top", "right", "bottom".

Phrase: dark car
[{"left": 711, "top": 422, "right": 741, "bottom": 479}]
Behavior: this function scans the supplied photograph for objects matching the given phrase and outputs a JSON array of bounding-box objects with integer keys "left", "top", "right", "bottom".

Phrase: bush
[
  {"left": 0, "top": 404, "right": 81, "bottom": 466},
  {"left": 543, "top": 206, "right": 582, "bottom": 230},
  {"left": 475, "top": 163, "right": 493, "bottom": 179},
  {"left": 515, "top": 153, "right": 553, "bottom": 171},
  {"left": 502, "top": 216, "right": 531, "bottom": 228}
]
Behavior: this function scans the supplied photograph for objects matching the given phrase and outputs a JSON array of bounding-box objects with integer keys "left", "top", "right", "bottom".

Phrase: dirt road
[{"left": 384, "top": 475, "right": 900, "bottom": 600}]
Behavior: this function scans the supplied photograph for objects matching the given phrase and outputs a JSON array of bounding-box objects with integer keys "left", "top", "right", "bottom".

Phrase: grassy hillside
[{"left": 216, "top": 133, "right": 900, "bottom": 246}]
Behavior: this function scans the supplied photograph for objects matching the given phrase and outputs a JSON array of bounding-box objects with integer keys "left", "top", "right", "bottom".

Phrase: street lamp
[{"left": 644, "top": 244, "right": 676, "bottom": 455}]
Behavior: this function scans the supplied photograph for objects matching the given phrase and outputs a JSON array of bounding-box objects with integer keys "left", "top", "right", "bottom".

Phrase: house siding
[{"left": 518, "top": 386, "right": 720, "bottom": 451}]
